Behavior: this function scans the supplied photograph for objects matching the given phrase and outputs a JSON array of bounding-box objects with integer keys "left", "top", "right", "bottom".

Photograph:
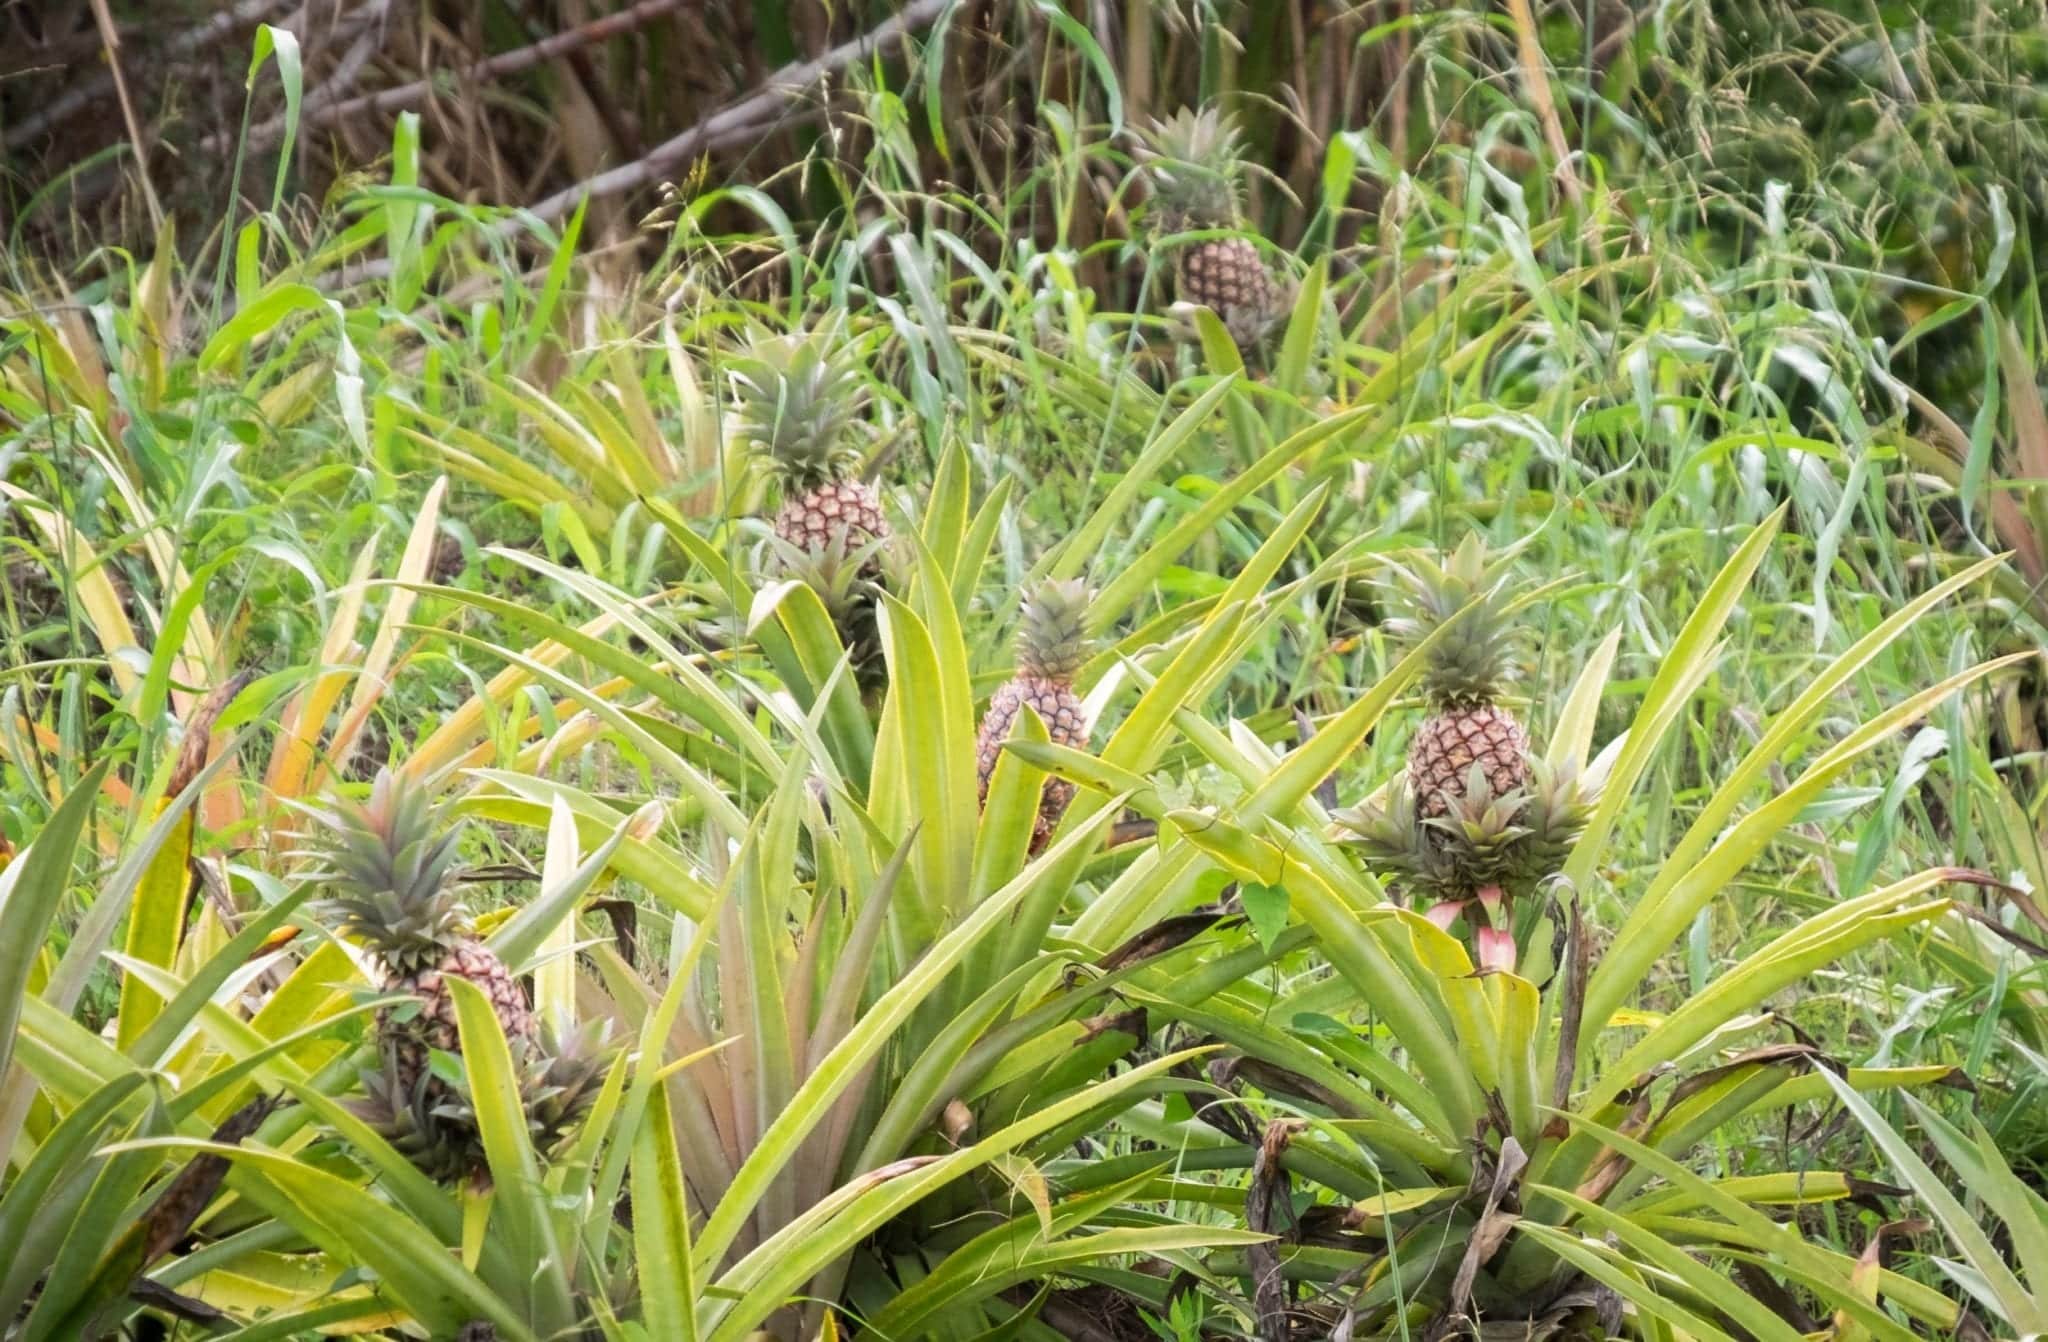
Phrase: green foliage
[{"left": 5, "top": 3, "right": 2048, "bottom": 1339}]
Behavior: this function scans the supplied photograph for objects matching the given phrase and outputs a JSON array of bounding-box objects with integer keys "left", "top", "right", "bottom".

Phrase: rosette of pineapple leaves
[
  {"left": 0, "top": 765, "right": 417, "bottom": 1333},
  {"left": 1029, "top": 511, "right": 2013, "bottom": 1336},
  {"left": 0, "top": 756, "right": 665, "bottom": 1340},
  {"left": 388, "top": 437, "right": 1421, "bottom": 1334},
  {"left": 412, "top": 378, "right": 1384, "bottom": 836},
  {"left": 0, "top": 754, "right": 408, "bottom": 1339},
  {"left": 0, "top": 686, "right": 1266, "bottom": 1335},
  {"left": 0, "top": 757, "right": 1156, "bottom": 1342}
]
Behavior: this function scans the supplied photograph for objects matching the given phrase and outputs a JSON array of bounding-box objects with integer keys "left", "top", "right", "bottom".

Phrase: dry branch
[
  {"left": 1, "top": 0, "right": 293, "bottom": 151},
  {"left": 520, "top": 0, "right": 955, "bottom": 227},
  {"left": 307, "top": 0, "right": 950, "bottom": 290},
  {"left": 299, "top": 0, "right": 688, "bottom": 135},
  {"left": 84, "top": 0, "right": 163, "bottom": 230}
]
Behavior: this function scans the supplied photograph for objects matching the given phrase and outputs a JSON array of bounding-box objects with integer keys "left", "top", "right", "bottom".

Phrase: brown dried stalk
[{"left": 84, "top": 0, "right": 163, "bottom": 230}]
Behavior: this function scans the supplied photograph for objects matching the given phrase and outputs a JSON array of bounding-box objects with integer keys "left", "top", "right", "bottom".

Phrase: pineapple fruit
[
  {"left": 312, "top": 769, "right": 613, "bottom": 1179},
  {"left": 730, "top": 321, "right": 894, "bottom": 694},
  {"left": 1386, "top": 536, "right": 1531, "bottom": 819},
  {"left": 1338, "top": 538, "right": 1590, "bottom": 971},
  {"left": 728, "top": 321, "right": 888, "bottom": 555},
  {"left": 1135, "top": 106, "right": 1292, "bottom": 349},
  {"left": 976, "top": 580, "right": 1093, "bottom": 852},
  {"left": 310, "top": 769, "right": 537, "bottom": 1110}
]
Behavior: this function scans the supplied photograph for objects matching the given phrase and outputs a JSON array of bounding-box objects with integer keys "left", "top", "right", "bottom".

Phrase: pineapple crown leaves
[
  {"left": 1423, "top": 763, "right": 1535, "bottom": 858},
  {"left": 348, "top": 1020, "right": 620, "bottom": 1181},
  {"left": 1335, "top": 779, "right": 1423, "bottom": 864},
  {"left": 727, "top": 318, "right": 871, "bottom": 492},
  {"left": 1516, "top": 754, "right": 1597, "bottom": 870},
  {"left": 348, "top": 1056, "right": 484, "bottom": 1183},
  {"left": 756, "top": 526, "right": 898, "bottom": 613},
  {"left": 301, "top": 768, "right": 477, "bottom": 971},
  {"left": 1133, "top": 105, "right": 1248, "bottom": 230},
  {"left": 1014, "top": 578, "right": 1092, "bottom": 684},
  {"left": 752, "top": 529, "right": 897, "bottom": 690},
  {"left": 523, "top": 1018, "right": 619, "bottom": 1150},
  {"left": 1336, "top": 775, "right": 1471, "bottom": 901},
  {"left": 1382, "top": 534, "right": 1530, "bottom": 709},
  {"left": 1341, "top": 755, "right": 1594, "bottom": 902}
]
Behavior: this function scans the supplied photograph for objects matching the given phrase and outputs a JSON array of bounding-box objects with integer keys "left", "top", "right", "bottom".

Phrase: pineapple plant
[
  {"left": 1338, "top": 537, "right": 1591, "bottom": 970},
  {"left": 976, "top": 579, "right": 1093, "bottom": 851},
  {"left": 311, "top": 769, "right": 621, "bottom": 1181},
  {"left": 308, "top": 769, "right": 538, "bottom": 1113},
  {"left": 728, "top": 321, "right": 888, "bottom": 554},
  {"left": 1134, "top": 106, "right": 1292, "bottom": 349}
]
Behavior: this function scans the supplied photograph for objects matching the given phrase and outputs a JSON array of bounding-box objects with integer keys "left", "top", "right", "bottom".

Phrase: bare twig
[
  {"left": 301, "top": 0, "right": 687, "bottom": 135},
  {"left": 0, "top": 30, "right": 106, "bottom": 81},
  {"left": 520, "top": 0, "right": 954, "bottom": 226},
  {"left": 313, "top": 0, "right": 946, "bottom": 291}
]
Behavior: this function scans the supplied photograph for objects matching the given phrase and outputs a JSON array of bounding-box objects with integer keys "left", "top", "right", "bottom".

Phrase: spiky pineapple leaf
[
  {"left": 485, "top": 799, "right": 635, "bottom": 973},
  {"left": 0, "top": 760, "right": 110, "bottom": 1089},
  {"left": 103, "top": 1137, "right": 535, "bottom": 1340},
  {"left": 0, "top": 1072, "right": 145, "bottom": 1324},
  {"left": 1820, "top": 1071, "right": 2047, "bottom": 1332},
  {"left": 633, "top": 1080, "right": 701, "bottom": 1341},
  {"left": 707, "top": 1047, "right": 1216, "bottom": 1341},
  {"left": 447, "top": 976, "right": 578, "bottom": 1333},
  {"left": 690, "top": 795, "right": 1131, "bottom": 1279}
]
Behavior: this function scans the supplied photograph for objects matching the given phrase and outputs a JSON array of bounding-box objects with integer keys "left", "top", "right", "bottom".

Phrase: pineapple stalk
[
  {"left": 1135, "top": 106, "right": 1291, "bottom": 349},
  {"left": 976, "top": 580, "right": 1093, "bottom": 852}
]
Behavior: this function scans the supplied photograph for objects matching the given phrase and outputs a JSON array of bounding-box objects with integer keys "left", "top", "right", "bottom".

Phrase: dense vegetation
[{"left": 3, "top": 1, "right": 2047, "bottom": 1338}]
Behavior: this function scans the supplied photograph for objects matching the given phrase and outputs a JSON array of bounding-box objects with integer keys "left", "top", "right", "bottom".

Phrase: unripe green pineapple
[
  {"left": 977, "top": 580, "right": 1093, "bottom": 852},
  {"left": 1386, "top": 535, "right": 1531, "bottom": 819},
  {"left": 727, "top": 322, "right": 888, "bottom": 553},
  {"left": 1135, "top": 107, "right": 1291, "bottom": 348},
  {"left": 309, "top": 770, "right": 537, "bottom": 1111}
]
